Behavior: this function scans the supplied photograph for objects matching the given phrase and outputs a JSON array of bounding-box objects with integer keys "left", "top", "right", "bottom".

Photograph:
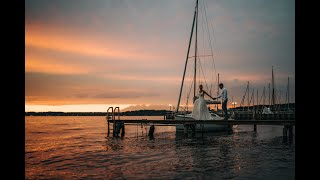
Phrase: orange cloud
[
  {"left": 25, "top": 23, "right": 177, "bottom": 62},
  {"left": 26, "top": 54, "right": 93, "bottom": 74},
  {"left": 25, "top": 23, "right": 186, "bottom": 78},
  {"left": 99, "top": 73, "right": 184, "bottom": 83}
]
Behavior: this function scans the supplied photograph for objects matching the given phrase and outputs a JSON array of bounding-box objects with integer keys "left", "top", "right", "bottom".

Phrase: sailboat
[{"left": 173, "top": 0, "right": 234, "bottom": 132}]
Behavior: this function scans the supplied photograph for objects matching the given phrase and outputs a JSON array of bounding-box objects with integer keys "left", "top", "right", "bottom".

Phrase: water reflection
[
  {"left": 171, "top": 130, "right": 242, "bottom": 178},
  {"left": 26, "top": 116, "right": 294, "bottom": 179},
  {"left": 105, "top": 123, "right": 295, "bottom": 179},
  {"left": 105, "top": 137, "right": 125, "bottom": 151}
]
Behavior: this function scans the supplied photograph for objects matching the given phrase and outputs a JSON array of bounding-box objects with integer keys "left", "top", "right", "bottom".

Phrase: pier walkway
[
  {"left": 106, "top": 119, "right": 295, "bottom": 142},
  {"left": 107, "top": 119, "right": 295, "bottom": 126},
  {"left": 106, "top": 107, "right": 295, "bottom": 142}
]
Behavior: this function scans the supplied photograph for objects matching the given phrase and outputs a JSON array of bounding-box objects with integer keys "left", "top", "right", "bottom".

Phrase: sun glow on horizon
[{"left": 25, "top": 104, "right": 133, "bottom": 112}]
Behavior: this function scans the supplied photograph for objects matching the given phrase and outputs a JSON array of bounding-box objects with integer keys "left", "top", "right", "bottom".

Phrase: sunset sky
[{"left": 25, "top": 0, "right": 295, "bottom": 112}]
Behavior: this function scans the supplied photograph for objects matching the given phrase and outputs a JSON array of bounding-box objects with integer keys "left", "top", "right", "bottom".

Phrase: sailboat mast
[
  {"left": 287, "top": 77, "right": 290, "bottom": 110},
  {"left": 257, "top": 89, "right": 258, "bottom": 107},
  {"left": 216, "top": 73, "right": 219, "bottom": 111},
  {"left": 194, "top": 0, "right": 198, "bottom": 101},
  {"left": 271, "top": 66, "right": 275, "bottom": 108},
  {"left": 176, "top": 0, "right": 198, "bottom": 113},
  {"left": 268, "top": 83, "right": 270, "bottom": 107},
  {"left": 248, "top": 81, "right": 250, "bottom": 111},
  {"left": 263, "top": 86, "right": 265, "bottom": 106},
  {"left": 217, "top": 73, "right": 220, "bottom": 96}
]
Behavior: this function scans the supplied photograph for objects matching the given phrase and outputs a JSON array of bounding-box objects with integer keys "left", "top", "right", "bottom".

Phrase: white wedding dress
[{"left": 191, "top": 91, "right": 213, "bottom": 120}]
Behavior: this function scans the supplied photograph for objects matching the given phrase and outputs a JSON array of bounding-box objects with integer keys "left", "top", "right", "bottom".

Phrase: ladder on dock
[{"left": 106, "top": 106, "right": 121, "bottom": 137}]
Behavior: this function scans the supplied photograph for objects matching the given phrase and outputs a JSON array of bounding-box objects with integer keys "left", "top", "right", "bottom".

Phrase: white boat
[
  {"left": 172, "top": 0, "right": 235, "bottom": 132},
  {"left": 175, "top": 112, "right": 234, "bottom": 132},
  {"left": 262, "top": 106, "right": 274, "bottom": 114}
]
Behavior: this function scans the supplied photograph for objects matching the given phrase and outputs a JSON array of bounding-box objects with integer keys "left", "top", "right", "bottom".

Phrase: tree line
[{"left": 25, "top": 110, "right": 170, "bottom": 116}]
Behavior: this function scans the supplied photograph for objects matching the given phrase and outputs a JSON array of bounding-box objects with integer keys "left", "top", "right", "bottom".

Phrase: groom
[{"left": 213, "top": 83, "right": 229, "bottom": 120}]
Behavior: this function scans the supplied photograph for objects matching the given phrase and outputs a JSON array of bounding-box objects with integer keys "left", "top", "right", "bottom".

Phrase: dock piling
[
  {"left": 114, "top": 121, "right": 125, "bottom": 137},
  {"left": 121, "top": 123, "right": 125, "bottom": 137},
  {"left": 282, "top": 125, "right": 290, "bottom": 142},
  {"left": 148, "top": 125, "right": 155, "bottom": 139},
  {"left": 283, "top": 125, "right": 288, "bottom": 136},
  {"left": 288, "top": 125, "right": 293, "bottom": 142},
  {"left": 184, "top": 125, "right": 188, "bottom": 135}
]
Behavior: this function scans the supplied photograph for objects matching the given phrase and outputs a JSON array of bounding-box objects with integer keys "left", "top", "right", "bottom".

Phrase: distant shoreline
[
  {"left": 25, "top": 110, "right": 173, "bottom": 116},
  {"left": 25, "top": 103, "right": 295, "bottom": 116}
]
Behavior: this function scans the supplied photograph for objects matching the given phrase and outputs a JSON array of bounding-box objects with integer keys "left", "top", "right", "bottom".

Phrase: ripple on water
[{"left": 25, "top": 116, "right": 295, "bottom": 179}]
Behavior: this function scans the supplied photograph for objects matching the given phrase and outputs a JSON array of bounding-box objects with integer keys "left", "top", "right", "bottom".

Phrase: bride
[{"left": 191, "top": 84, "right": 216, "bottom": 120}]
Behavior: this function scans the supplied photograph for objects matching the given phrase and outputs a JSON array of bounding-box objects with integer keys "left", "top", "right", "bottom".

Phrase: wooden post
[
  {"left": 107, "top": 117, "right": 110, "bottom": 136},
  {"left": 283, "top": 125, "right": 288, "bottom": 136},
  {"left": 283, "top": 125, "right": 288, "bottom": 142},
  {"left": 184, "top": 124, "right": 188, "bottom": 136},
  {"left": 201, "top": 124, "right": 204, "bottom": 137},
  {"left": 288, "top": 125, "right": 293, "bottom": 143},
  {"left": 121, "top": 123, "right": 125, "bottom": 137},
  {"left": 191, "top": 124, "right": 196, "bottom": 137},
  {"left": 191, "top": 124, "right": 196, "bottom": 133},
  {"left": 148, "top": 125, "right": 155, "bottom": 139},
  {"left": 115, "top": 121, "right": 124, "bottom": 137},
  {"left": 253, "top": 109, "right": 257, "bottom": 132}
]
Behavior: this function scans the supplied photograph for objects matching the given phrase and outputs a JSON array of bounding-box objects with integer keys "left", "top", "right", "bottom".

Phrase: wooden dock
[
  {"left": 107, "top": 119, "right": 295, "bottom": 126},
  {"left": 106, "top": 119, "right": 295, "bottom": 142},
  {"left": 105, "top": 106, "right": 295, "bottom": 142}
]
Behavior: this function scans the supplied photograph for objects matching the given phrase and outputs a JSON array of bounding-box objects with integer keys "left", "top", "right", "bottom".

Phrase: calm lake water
[{"left": 26, "top": 116, "right": 295, "bottom": 179}]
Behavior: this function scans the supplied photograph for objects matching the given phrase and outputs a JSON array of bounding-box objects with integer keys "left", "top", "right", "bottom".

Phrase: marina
[
  {"left": 106, "top": 106, "right": 295, "bottom": 142},
  {"left": 25, "top": 0, "right": 295, "bottom": 179}
]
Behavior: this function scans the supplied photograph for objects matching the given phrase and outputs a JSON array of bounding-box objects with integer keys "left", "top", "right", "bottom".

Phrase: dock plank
[{"left": 107, "top": 119, "right": 295, "bottom": 126}]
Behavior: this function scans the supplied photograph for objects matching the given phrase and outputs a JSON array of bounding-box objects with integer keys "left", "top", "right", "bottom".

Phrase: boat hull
[{"left": 174, "top": 114, "right": 232, "bottom": 132}]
